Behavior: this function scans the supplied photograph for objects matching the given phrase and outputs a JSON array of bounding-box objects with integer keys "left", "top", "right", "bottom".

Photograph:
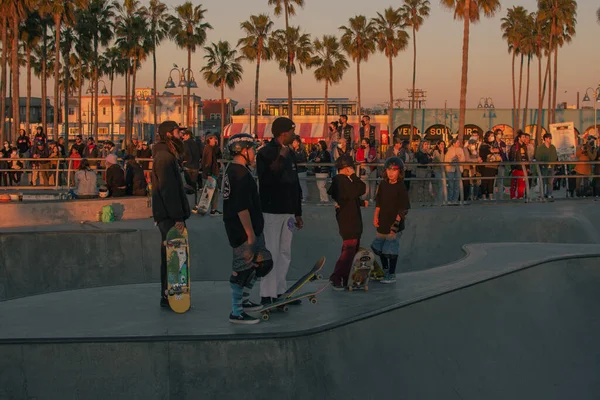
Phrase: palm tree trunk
[
  {"left": 153, "top": 45, "right": 157, "bottom": 139},
  {"left": 11, "top": 14, "right": 20, "bottom": 142},
  {"left": 110, "top": 73, "right": 114, "bottom": 143},
  {"left": 94, "top": 38, "right": 99, "bottom": 140},
  {"left": 26, "top": 48, "right": 32, "bottom": 136},
  {"left": 388, "top": 52, "right": 393, "bottom": 143},
  {"left": 220, "top": 81, "right": 225, "bottom": 153},
  {"left": 254, "top": 49, "right": 261, "bottom": 137},
  {"left": 124, "top": 64, "right": 129, "bottom": 144},
  {"left": 0, "top": 16, "right": 7, "bottom": 143},
  {"left": 323, "top": 79, "right": 329, "bottom": 139},
  {"left": 457, "top": 2, "right": 470, "bottom": 143},
  {"left": 546, "top": 53, "right": 551, "bottom": 123},
  {"left": 187, "top": 48, "right": 192, "bottom": 127},
  {"left": 41, "top": 23, "right": 48, "bottom": 135},
  {"left": 53, "top": 15, "right": 62, "bottom": 140},
  {"left": 536, "top": 54, "right": 543, "bottom": 146},
  {"left": 552, "top": 46, "right": 558, "bottom": 123},
  {"left": 130, "top": 58, "right": 138, "bottom": 143},
  {"left": 356, "top": 58, "right": 361, "bottom": 122},
  {"left": 523, "top": 54, "right": 531, "bottom": 130},
  {"left": 409, "top": 25, "right": 417, "bottom": 143},
  {"left": 78, "top": 68, "right": 83, "bottom": 137},
  {"left": 511, "top": 51, "right": 516, "bottom": 131},
  {"left": 516, "top": 54, "right": 524, "bottom": 131},
  {"left": 64, "top": 58, "right": 70, "bottom": 140},
  {"left": 284, "top": 4, "right": 292, "bottom": 118}
]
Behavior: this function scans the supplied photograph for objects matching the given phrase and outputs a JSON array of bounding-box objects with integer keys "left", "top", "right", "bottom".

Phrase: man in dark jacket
[
  {"left": 124, "top": 155, "right": 148, "bottom": 196},
  {"left": 105, "top": 154, "right": 126, "bottom": 197},
  {"left": 182, "top": 129, "right": 201, "bottom": 199},
  {"left": 198, "top": 132, "right": 222, "bottom": 216},
  {"left": 71, "top": 135, "right": 86, "bottom": 156},
  {"left": 152, "top": 120, "right": 191, "bottom": 308},
  {"left": 32, "top": 141, "right": 50, "bottom": 185},
  {"left": 256, "top": 117, "right": 303, "bottom": 305}
]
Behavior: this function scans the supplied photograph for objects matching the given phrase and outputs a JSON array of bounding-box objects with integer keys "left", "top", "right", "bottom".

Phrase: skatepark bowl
[{"left": 1, "top": 200, "right": 600, "bottom": 399}]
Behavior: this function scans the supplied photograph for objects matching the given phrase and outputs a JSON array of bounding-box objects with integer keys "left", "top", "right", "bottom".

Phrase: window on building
[
  {"left": 298, "top": 105, "right": 320, "bottom": 116},
  {"left": 341, "top": 105, "right": 355, "bottom": 115},
  {"left": 98, "top": 127, "right": 108, "bottom": 135},
  {"left": 102, "top": 108, "right": 107, "bottom": 115},
  {"left": 68, "top": 128, "right": 79, "bottom": 135},
  {"left": 135, "top": 107, "right": 140, "bottom": 115},
  {"left": 215, "top": 113, "right": 221, "bottom": 120},
  {"left": 68, "top": 107, "right": 75, "bottom": 116},
  {"left": 267, "top": 106, "right": 279, "bottom": 116},
  {"left": 328, "top": 106, "right": 338, "bottom": 116}
]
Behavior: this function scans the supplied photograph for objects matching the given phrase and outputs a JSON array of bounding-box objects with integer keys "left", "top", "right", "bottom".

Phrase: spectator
[
  {"left": 291, "top": 135, "right": 308, "bottom": 201},
  {"left": 413, "top": 141, "right": 434, "bottom": 203},
  {"left": 444, "top": 138, "right": 466, "bottom": 202},
  {"left": 359, "top": 115, "right": 376, "bottom": 145},
  {"left": 34, "top": 126, "right": 47, "bottom": 146},
  {"left": 83, "top": 137, "right": 100, "bottom": 168},
  {"left": 534, "top": 133, "right": 558, "bottom": 199},
  {"left": 137, "top": 140, "right": 153, "bottom": 183},
  {"left": 479, "top": 131, "right": 500, "bottom": 200},
  {"left": 338, "top": 115, "right": 355, "bottom": 147},
  {"left": 493, "top": 129, "right": 508, "bottom": 198},
  {"left": 8, "top": 147, "right": 22, "bottom": 185},
  {"left": 508, "top": 131, "right": 530, "bottom": 200},
  {"left": 182, "top": 130, "right": 201, "bottom": 195},
  {"left": 312, "top": 139, "right": 332, "bottom": 203},
  {"left": 48, "top": 143, "right": 61, "bottom": 186},
  {"left": 71, "top": 135, "right": 85, "bottom": 156},
  {"left": 432, "top": 140, "right": 447, "bottom": 203},
  {"left": 1, "top": 140, "right": 11, "bottom": 159},
  {"left": 198, "top": 132, "right": 222, "bottom": 216},
  {"left": 328, "top": 121, "right": 339, "bottom": 149},
  {"left": 398, "top": 140, "right": 415, "bottom": 192},
  {"left": 463, "top": 137, "right": 481, "bottom": 200},
  {"left": 73, "top": 159, "right": 99, "bottom": 199},
  {"left": 385, "top": 136, "right": 402, "bottom": 158},
  {"left": 333, "top": 137, "right": 353, "bottom": 161},
  {"left": 127, "top": 135, "right": 141, "bottom": 156},
  {"left": 32, "top": 141, "right": 50, "bottom": 186},
  {"left": 124, "top": 155, "right": 148, "bottom": 196},
  {"left": 573, "top": 139, "right": 594, "bottom": 196},
  {"left": 105, "top": 154, "right": 126, "bottom": 197},
  {"left": 57, "top": 137, "right": 67, "bottom": 156},
  {"left": 355, "top": 138, "right": 377, "bottom": 202},
  {"left": 0, "top": 145, "right": 8, "bottom": 186},
  {"left": 16, "top": 129, "right": 31, "bottom": 158}
]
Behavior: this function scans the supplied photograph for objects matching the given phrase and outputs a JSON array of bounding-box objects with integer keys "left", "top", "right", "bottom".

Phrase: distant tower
[{"left": 407, "top": 89, "right": 427, "bottom": 109}]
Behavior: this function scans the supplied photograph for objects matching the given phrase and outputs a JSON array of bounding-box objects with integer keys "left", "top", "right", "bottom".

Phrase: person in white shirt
[{"left": 444, "top": 138, "right": 466, "bottom": 202}]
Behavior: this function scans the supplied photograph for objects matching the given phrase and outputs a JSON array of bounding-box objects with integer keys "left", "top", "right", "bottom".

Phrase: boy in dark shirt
[
  {"left": 371, "top": 157, "right": 410, "bottom": 284},
  {"left": 223, "top": 134, "right": 273, "bottom": 324},
  {"left": 327, "top": 154, "right": 367, "bottom": 290}
]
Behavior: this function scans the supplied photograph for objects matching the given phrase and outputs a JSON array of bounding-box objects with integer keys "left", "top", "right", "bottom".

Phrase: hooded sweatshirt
[{"left": 151, "top": 141, "right": 191, "bottom": 223}]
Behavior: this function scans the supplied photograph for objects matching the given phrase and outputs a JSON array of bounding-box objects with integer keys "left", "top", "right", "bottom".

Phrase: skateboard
[
  {"left": 259, "top": 282, "right": 330, "bottom": 321},
  {"left": 165, "top": 226, "right": 191, "bottom": 313},
  {"left": 282, "top": 256, "right": 326, "bottom": 299},
  {"left": 195, "top": 177, "right": 216, "bottom": 215},
  {"left": 347, "top": 248, "right": 375, "bottom": 292},
  {"left": 370, "top": 258, "right": 385, "bottom": 281}
]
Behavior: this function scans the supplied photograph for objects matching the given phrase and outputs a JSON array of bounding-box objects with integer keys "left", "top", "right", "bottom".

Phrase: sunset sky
[{"left": 24, "top": 0, "right": 600, "bottom": 110}]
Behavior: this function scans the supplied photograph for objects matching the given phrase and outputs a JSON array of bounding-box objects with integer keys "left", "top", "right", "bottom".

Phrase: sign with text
[
  {"left": 464, "top": 124, "right": 483, "bottom": 139},
  {"left": 392, "top": 124, "right": 420, "bottom": 140},
  {"left": 424, "top": 124, "right": 449, "bottom": 141},
  {"left": 549, "top": 122, "right": 576, "bottom": 161}
]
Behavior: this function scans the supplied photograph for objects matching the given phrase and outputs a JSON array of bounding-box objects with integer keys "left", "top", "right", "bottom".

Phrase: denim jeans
[{"left": 447, "top": 169, "right": 460, "bottom": 202}]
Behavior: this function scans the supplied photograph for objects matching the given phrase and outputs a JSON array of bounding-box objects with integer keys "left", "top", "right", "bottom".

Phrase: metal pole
[
  {"left": 181, "top": 84, "right": 185, "bottom": 126},
  {"left": 595, "top": 90, "right": 597, "bottom": 137}
]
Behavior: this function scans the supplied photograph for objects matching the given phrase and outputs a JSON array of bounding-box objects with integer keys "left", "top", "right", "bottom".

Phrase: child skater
[
  {"left": 223, "top": 133, "right": 273, "bottom": 324},
  {"left": 327, "top": 154, "right": 368, "bottom": 291},
  {"left": 371, "top": 157, "right": 410, "bottom": 284}
]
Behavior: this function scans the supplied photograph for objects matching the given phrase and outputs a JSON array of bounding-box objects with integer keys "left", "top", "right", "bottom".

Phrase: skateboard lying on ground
[
  {"left": 259, "top": 282, "right": 330, "bottom": 321},
  {"left": 362, "top": 247, "right": 384, "bottom": 281},
  {"left": 195, "top": 178, "right": 216, "bottom": 215},
  {"left": 282, "top": 256, "right": 326, "bottom": 299},
  {"left": 165, "top": 226, "right": 191, "bottom": 313},
  {"left": 347, "top": 248, "right": 375, "bottom": 292}
]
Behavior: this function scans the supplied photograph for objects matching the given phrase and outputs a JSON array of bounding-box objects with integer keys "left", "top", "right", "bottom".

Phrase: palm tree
[
  {"left": 78, "top": 0, "right": 115, "bottom": 140},
  {"left": 311, "top": 35, "right": 349, "bottom": 138},
  {"left": 21, "top": 11, "right": 43, "bottom": 136},
  {"left": 238, "top": 14, "right": 274, "bottom": 136},
  {"left": 142, "top": 0, "right": 169, "bottom": 137},
  {"left": 0, "top": 9, "right": 8, "bottom": 143},
  {"left": 440, "top": 0, "right": 501, "bottom": 142},
  {"left": 533, "top": 12, "right": 549, "bottom": 142},
  {"left": 168, "top": 2, "right": 212, "bottom": 127},
  {"left": 268, "top": 0, "right": 304, "bottom": 118},
  {"left": 60, "top": 26, "right": 76, "bottom": 137},
  {"left": 400, "top": 0, "right": 430, "bottom": 142},
  {"left": 372, "top": 8, "right": 409, "bottom": 141},
  {"left": 201, "top": 40, "right": 243, "bottom": 152},
  {"left": 41, "top": 0, "right": 89, "bottom": 140},
  {"left": 520, "top": 12, "right": 536, "bottom": 129},
  {"left": 101, "top": 46, "right": 126, "bottom": 143},
  {"left": 269, "top": 26, "right": 313, "bottom": 117},
  {"left": 501, "top": 6, "right": 528, "bottom": 131},
  {"left": 340, "top": 15, "right": 376, "bottom": 118}
]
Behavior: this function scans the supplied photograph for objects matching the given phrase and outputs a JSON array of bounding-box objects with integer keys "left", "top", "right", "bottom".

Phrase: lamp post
[
  {"left": 135, "top": 90, "right": 151, "bottom": 140},
  {"left": 165, "top": 64, "right": 197, "bottom": 127},
  {"left": 477, "top": 97, "right": 494, "bottom": 109},
  {"left": 582, "top": 86, "right": 600, "bottom": 138},
  {"left": 86, "top": 80, "right": 108, "bottom": 139}
]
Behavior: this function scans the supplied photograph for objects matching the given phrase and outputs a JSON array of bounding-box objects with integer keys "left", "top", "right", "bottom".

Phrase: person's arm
[
  {"left": 238, "top": 209, "right": 256, "bottom": 245},
  {"left": 201, "top": 147, "right": 213, "bottom": 179},
  {"left": 154, "top": 155, "right": 188, "bottom": 222}
]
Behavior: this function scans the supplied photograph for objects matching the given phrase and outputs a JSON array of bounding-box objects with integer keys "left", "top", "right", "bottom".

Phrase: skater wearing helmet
[
  {"left": 224, "top": 134, "right": 274, "bottom": 324},
  {"left": 327, "top": 154, "right": 368, "bottom": 291},
  {"left": 371, "top": 157, "right": 410, "bottom": 284}
]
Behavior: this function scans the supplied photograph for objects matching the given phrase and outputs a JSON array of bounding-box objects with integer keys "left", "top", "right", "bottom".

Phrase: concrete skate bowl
[{"left": 1, "top": 256, "right": 598, "bottom": 400}]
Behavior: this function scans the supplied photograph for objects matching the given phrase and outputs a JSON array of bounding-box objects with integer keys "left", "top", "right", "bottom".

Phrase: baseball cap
[
  {"left": 272, "top": 117, "right": 296, "bottom": 136},
  {"left": 158, "top": 121, "right": 185, "bottom": 137}
]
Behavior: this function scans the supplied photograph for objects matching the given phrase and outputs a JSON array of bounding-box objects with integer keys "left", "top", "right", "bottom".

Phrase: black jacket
[
  {"left": 151, "top": 142, "right": 191, "bottom": 223},
  {"left": 183, "top": 138, "right": 201, "bottom": 170},
  {"left": 106, "top": 164, "right": 126, "bottom": 197},
  {"left": 126, "top": 161, "right": 148, "bottom": 196},
  {"left": 256, "top": 139, "right": 302, "bottom": 216},
  {"left": 201, "top": 144, "right": 219, "bottom": 180},
  {"left": 328, "top": 173, "right": 366, "bottom": 240}
]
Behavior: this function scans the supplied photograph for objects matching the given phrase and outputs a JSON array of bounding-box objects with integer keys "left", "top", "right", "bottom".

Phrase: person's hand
[
  {"left": 295, "top": 216, "right": 304, "bottom": 230},
  {"left": 247, "top": 232, "right": 256, "bottom": 246},
  {"left": 174, "top": 221, "right": 185, "bottom": 234},
  {"left": 373, "top": 217, "right": 379, "bottom": 228},
  {"left": 334, "top": 202, "right": 340, "bottom": 209},
  {"left": 315, "top": 157, "right": 320, "bottom": 162}
]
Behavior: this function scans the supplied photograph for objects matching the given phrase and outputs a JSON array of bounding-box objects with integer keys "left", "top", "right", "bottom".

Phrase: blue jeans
[
  {"left": 447, "top": 169, "right": 460, "bottom": 202},
  {"left": 540, "top": 166, "right": 554, "bottom": 197}
]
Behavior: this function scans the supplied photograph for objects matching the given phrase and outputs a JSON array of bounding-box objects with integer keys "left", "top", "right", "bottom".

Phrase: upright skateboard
[
  {"left": 282, "top": 256, "right": 326, "bottom": 299},
  {"left": 260, "top": 282, "right": 330, "bottom": 321},
  {"left": 165, "top": 227, "right": 191, "bottom": 313},
  {"left": 195, "top": 178, "right": 216, "bottom": 215},
  {"left": 347, "top": 248, "right": 375, "bottom": 291}
]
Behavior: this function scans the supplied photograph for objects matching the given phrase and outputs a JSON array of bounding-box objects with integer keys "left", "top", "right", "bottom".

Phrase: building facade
[{"left": 259, "top": 98, "right": 358, "bottom": 117}]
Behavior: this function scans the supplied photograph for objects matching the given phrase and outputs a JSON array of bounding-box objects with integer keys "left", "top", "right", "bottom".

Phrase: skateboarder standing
[
  {"left": 196, "top": 132, "right": 222, "bottom": 216},
  {"left": 371, "top": 157, "right": 410, "bottom": 284},
  {"left": 152, "top": 121, "right": 191, "bottom": 308},
  {"left": 223, "top": 133, "right": 274, "bottom": 324},
  {"left": 256, "top": 117, "right": 303, "bottom": 305},
  {"left": 327, "top": 154, "right": 367, "bottom": 291}
]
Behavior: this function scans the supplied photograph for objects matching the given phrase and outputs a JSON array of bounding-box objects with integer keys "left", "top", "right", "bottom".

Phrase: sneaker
[
  {"left": 229, "top": 312, "right": 260, "bottom": 325},
  {"left": 242, "top": 299, "right": 263, "bottom": 312},
  {"left": 261, "top": 296, "right": 276, "bottom": 306},
  {"left": 209, "top": 210, "right": 223, "bottom": 217},
  {"left": 160, "top": 297, "right": 170, "bottom": 308},
  {"left": 331, "top": 283, "right": 345, "bottom": 292},
  {"left": 380, "top": 274, "right": 396, "bottom": 284}
]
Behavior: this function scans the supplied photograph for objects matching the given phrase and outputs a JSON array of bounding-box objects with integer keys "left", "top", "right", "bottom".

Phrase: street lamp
[
  {"left": 165, "top": 64, "right": 196, "bottom": 126},
  {"left": 477, "top": 97, "right": 495, "bottom": 109},
  {"left": 582, "top": 85, "right": 600, "bottom": 137}
]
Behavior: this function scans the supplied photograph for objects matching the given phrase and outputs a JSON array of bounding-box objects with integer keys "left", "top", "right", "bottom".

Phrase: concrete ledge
[{"left": 0, "top": 196, "right": 152, "bottom": 228}]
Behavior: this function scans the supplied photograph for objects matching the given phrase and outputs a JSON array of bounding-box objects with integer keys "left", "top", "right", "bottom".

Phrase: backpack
[{"left": 101, "top": 205, "right": 115, "bottom": 223}]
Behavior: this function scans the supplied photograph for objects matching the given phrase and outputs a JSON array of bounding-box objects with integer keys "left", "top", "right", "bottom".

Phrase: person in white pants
[{"left": 256, "top": 117, "right": 304, "bottom": 305}]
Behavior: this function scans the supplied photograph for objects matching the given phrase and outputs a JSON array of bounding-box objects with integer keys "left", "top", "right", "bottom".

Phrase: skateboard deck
[
  {"left": 165, "top": 227, "right": 191, "bottom": 313},
  {"left": 196, "top": 178, "right": 216, "bottom": 215},
  {"left": 282, "top": 256, "right": 326, "bottom": 299},
  {"left": 260, "top": 282, "right": 330, "bottom": 321},
  {"left": 348, "top": 248, "right": 375, "bottom": 291}
]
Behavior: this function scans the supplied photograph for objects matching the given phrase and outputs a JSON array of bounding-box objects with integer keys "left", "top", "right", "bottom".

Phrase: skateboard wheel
[
  {"left": 282, "top": 305, "right": 289, "bottom": 313},
  {"left": 262, "top": 313, "right": 270, "bottom": 321},
  {"left": 310, "top": 297, "right": 317, "bottom": 305},
  {"left": 316, "top": 274, "right": 323, "bottom": 280}
]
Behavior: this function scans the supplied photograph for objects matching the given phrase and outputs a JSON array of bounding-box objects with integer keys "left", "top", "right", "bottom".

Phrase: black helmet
[
  {"left": 335, "top": 154, "right": 355, "bottom": 170},
  {"left": 384, "top": 156, "right": 404, "bottom": 171},
  {"left": 227, "top": 133, "right": 256, "bottom": 154}
]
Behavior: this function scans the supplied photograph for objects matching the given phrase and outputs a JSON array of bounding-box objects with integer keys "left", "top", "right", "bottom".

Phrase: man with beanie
[
  {"left": 196, "top": 132, "right": 222, "bottom": 216},
  {"left": 256, "top": 117, "right": 303, "bottom": 305},
  {"left": 152, "top": 120, "right": 191, "bottom": 308}
]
